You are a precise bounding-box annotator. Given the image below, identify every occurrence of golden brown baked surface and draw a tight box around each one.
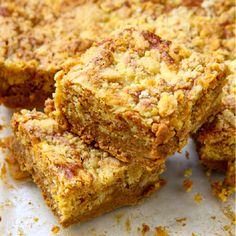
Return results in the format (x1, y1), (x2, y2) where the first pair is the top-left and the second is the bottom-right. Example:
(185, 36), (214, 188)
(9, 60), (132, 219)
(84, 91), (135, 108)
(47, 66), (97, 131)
(195, 60), (235, 201)
(9, 109), (165, 227)
(154, 0), (235, 60)
(0, 0), (108, 107)
(54, 28), (227, 166)
(0, 0), (177, 108)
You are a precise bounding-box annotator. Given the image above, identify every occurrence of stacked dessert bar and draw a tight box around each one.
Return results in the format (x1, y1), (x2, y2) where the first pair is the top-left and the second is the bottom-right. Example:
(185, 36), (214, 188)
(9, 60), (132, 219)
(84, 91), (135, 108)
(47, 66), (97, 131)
(2, 0), (235, 226)
(8, 27), (228, 226)
(10, 109), (165, 227)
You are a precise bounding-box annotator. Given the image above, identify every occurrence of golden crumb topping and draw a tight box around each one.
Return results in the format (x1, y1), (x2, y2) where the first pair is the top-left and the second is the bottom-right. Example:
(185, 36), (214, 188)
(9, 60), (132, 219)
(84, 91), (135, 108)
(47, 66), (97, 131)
(154, 3), (235, 60)
(0, 0), (180, 71)
(59, 28), (227, 131)
(1, 0), (234, 73)
(208, 60), (236, 131)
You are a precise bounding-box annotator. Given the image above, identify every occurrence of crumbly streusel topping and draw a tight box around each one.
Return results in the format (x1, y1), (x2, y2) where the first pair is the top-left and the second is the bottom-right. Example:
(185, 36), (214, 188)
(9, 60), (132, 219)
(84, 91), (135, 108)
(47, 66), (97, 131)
(60, 28), (227, 129)
(154, 2), (235, 60)
(1, 0), (234, 72)
(0, 0), (179, 71)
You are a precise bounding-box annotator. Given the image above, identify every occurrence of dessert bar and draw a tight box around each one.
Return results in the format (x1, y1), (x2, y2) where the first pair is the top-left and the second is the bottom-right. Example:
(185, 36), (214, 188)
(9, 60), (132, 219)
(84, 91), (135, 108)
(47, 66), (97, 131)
(9, 110), (165, 227)
(54, 28), (228, 167)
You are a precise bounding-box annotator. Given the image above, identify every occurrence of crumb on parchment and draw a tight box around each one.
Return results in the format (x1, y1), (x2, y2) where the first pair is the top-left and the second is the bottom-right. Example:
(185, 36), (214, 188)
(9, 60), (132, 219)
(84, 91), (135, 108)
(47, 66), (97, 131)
(0, 124), (4, 131)
(183, 179), (193, 192)
(125, 218), (131, 233)
(194, 193), (203, 204)
(18, 228), (25, 236)
(222, 206), (236, 225)
(175, 217), (187, 227)
(141, 223), (150, 235)
(51, 226), (60, 234)
(223, 225), (234, 236)
(155, 226), (169, 236)
(185, 151), (190, 159)
(115, 212), (124, 224)
(0, 162), (7, 180)
(184, 168), (192, 178)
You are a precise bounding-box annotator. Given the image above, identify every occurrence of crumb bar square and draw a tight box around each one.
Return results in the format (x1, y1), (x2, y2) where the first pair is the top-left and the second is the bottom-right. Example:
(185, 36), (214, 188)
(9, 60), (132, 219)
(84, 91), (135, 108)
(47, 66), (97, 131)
(54, 28), (228, 167)
(9, 110), (165, 227)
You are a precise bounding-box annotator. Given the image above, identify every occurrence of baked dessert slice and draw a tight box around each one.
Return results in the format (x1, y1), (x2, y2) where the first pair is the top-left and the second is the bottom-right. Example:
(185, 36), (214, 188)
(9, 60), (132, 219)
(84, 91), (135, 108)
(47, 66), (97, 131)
(54, 28), (228, 167)
(9, 110), (165, 227)
(0, 0), (111, 108)
(195, 60), (235, 201)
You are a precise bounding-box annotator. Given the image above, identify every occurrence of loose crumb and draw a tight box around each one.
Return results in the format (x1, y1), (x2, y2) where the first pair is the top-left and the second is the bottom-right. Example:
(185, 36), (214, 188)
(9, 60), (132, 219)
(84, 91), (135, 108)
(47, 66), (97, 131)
(183, 168), (192, 178)
(0, 124), (4, 131)
(0, 163), (7, 180)
(125, 218), (131, 233)
(185, 151), (190, 159)
(223, 225), (231, 231)
(115, 212), (124, 223)
(18, 228), (25, 236)
(222, 206), (236, 225)
(141, 223), (150, 235)
(51, 226), (60, 234)
(1, 116), (6, 122)
(34, 218), (39, 222)
(211, 216), (216, 220)
(89, 227), (96, 233)
(192, 233), (197, 236)
(183, 179), (193, 192)
(0, 161), (14, 189)
(223, 225), (234, 236)
(0, 199), (13, 208)
(155, 226), (169, 236)
(175, 217), (187, 227)
(194, 193), (203, 204)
